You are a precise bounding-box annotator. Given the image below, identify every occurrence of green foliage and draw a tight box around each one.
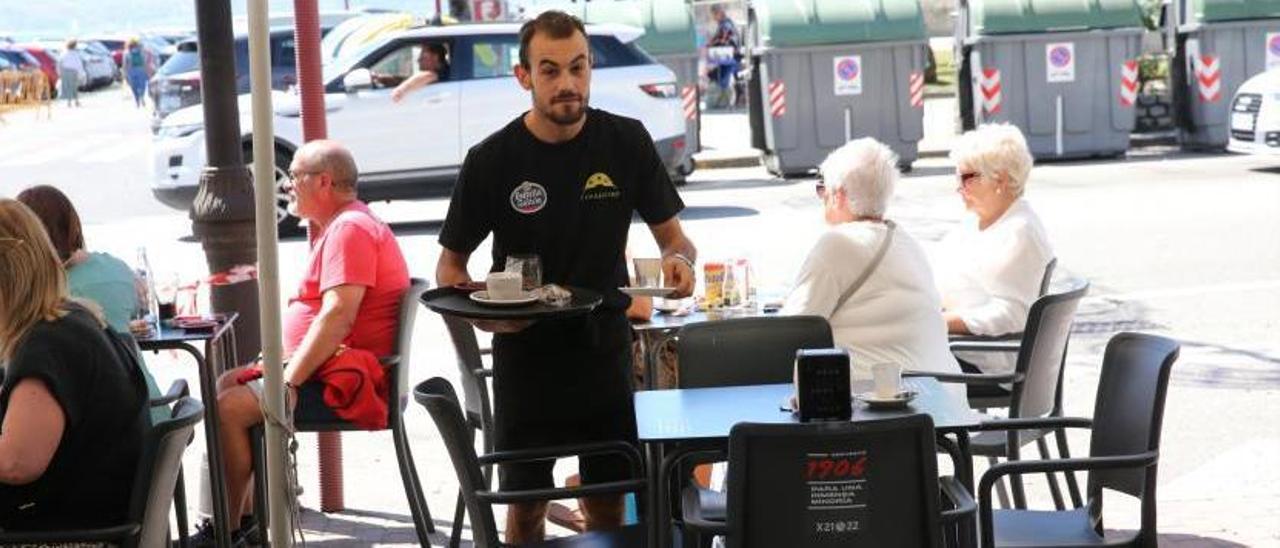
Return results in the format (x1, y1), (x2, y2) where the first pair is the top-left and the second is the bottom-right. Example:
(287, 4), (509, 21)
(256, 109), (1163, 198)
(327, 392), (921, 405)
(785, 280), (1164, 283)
(1139, 0), (1164, 31)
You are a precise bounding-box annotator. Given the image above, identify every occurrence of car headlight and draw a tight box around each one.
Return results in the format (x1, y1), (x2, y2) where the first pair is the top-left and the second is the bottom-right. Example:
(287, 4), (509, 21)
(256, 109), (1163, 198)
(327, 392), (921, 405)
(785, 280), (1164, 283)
(157, 123), (203, 138)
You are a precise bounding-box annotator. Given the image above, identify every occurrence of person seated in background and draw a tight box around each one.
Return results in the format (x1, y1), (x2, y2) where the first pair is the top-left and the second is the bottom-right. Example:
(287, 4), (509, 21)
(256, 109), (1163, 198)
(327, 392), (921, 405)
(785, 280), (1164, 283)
(0, 199), (149, 531)
(782, 138), (964, 402)
(189, 139), (410, 544)
(934, 123), (1053, 377)
(15, 184), (164, 401)
(372, 42), (450, 103)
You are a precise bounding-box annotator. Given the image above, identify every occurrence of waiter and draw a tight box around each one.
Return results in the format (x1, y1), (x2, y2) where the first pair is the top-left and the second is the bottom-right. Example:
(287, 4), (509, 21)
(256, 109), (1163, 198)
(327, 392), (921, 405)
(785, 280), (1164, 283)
(435, 10), (697, 543)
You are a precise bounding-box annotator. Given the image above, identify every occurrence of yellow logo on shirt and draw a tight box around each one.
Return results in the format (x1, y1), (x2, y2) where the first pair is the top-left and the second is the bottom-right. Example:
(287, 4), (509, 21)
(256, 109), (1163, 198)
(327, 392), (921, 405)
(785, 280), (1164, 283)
(582, 172), (620, 201)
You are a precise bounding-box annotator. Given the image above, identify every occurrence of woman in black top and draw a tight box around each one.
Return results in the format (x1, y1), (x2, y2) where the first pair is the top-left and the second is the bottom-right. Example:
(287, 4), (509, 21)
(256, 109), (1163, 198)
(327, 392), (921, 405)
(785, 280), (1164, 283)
(0, 198), (148, 530)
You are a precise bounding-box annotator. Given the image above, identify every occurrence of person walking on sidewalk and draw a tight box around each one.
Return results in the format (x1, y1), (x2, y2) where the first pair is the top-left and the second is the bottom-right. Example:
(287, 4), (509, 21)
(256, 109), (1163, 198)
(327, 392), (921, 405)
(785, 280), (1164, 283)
(435, 10), (697, 543)
(57, 40), (85, 108)
(121, 38), (153, 108)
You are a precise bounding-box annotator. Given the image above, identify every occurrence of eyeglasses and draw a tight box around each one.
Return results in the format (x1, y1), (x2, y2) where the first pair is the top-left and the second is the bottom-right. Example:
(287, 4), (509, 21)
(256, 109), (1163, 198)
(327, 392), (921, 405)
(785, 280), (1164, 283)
(288, 170), (320, 182)
(815, 175), (827, 198)
(957, 171), (982, 187)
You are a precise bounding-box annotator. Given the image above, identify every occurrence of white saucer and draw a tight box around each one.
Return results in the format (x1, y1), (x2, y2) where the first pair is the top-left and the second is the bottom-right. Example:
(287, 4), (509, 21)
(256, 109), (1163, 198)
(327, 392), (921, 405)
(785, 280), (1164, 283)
(855, 390), (918, 409)
(619, 286), (678, 297)
(470, 290), (539, 307)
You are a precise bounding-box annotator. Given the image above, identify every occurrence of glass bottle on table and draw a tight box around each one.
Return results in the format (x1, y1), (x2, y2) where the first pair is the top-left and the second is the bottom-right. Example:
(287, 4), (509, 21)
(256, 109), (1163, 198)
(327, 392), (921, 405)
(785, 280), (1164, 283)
(133, 246), (160, 334)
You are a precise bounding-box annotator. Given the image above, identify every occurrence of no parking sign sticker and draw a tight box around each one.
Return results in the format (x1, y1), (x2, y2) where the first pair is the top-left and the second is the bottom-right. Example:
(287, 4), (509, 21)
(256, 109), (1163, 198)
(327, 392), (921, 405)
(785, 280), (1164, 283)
(834, 55), (863, 96)
(1045, 42), (1075, 83)
(1267, 33), (1280, 70)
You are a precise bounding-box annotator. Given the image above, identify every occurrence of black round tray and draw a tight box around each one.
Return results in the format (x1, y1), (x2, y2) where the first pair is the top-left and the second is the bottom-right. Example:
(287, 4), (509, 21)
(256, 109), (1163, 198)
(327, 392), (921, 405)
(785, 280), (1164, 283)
(420, 286), (603, 320)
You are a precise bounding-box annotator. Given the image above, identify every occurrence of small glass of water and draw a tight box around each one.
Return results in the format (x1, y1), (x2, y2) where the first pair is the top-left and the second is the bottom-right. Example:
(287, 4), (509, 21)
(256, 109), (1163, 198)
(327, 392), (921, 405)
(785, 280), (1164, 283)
(504, 254), (542, 291)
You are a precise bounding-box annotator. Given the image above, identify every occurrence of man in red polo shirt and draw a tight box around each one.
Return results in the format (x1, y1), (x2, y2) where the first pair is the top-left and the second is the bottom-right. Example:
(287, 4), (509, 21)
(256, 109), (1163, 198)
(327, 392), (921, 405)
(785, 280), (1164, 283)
(191, 139), (409, 545)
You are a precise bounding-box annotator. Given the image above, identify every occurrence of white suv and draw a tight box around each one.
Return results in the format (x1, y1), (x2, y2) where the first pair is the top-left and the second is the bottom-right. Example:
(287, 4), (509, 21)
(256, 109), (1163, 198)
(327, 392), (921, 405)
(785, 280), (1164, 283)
(152, 22), (688, 233)
(1227, 68), (1280, 156)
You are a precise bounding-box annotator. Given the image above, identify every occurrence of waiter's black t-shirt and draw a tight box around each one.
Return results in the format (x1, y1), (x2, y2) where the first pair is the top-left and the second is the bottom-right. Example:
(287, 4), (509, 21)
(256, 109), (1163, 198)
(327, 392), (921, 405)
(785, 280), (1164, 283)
(0, 305), (148, 530)
(439, 108), (684, 348)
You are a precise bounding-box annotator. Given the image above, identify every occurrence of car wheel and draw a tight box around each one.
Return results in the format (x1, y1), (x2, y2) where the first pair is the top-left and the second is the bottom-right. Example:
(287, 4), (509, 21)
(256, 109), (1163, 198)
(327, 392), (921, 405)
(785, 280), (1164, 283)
(243, 144), (304, 238)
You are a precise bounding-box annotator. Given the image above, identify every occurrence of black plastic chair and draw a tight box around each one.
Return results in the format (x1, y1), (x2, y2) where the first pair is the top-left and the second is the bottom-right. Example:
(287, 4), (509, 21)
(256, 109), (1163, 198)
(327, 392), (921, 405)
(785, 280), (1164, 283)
(675, 315), (833, 388)
(250, 278), (435, 544)
(415, 377), (647, 547)
(976, 332), (1180, 547)
(679, 415), (975, 547)
(912, 280), (1089, 511)
(441, 313), (497, 547)
(0, 396), (204, 547)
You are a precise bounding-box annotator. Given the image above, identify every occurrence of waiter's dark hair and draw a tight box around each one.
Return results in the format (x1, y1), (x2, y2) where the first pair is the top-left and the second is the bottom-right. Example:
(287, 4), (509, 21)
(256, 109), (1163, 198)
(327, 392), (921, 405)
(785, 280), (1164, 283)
(518, 10), (587, 69)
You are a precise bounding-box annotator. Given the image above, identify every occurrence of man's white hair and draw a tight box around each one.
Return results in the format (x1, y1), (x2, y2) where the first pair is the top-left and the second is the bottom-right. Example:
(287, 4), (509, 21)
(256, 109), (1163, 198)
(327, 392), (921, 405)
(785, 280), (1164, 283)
(949, 123), (1034, 196)
(820, 137), (899, 218)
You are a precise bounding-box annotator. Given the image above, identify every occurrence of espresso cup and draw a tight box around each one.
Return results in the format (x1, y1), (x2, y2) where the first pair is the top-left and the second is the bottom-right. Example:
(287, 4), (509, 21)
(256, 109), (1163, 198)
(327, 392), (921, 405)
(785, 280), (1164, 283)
(485, 272), (523, 300)
(871, 363), (902, 399)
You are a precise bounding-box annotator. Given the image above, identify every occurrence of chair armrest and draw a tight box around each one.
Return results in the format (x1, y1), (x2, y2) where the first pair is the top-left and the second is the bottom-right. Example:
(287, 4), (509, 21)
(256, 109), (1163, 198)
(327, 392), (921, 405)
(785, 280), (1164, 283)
(379, 355), (401, 367)
(974, 416), (1093, 432)
(479, 346), (492, 356)
(680, 485), (730, 534)
(477, 440), (642, 475)
(949, 333), (1022, 343)
(476, 479), (647, 505)
(939, 475), (977, 525)
(0, 523), (140, 543)
(903, 370), (1023, 386)
(473, 367), (494, 379)
(949, 340), (1022, 353)
(979, 451), (1159, 547)
(149, 379), (190, 407)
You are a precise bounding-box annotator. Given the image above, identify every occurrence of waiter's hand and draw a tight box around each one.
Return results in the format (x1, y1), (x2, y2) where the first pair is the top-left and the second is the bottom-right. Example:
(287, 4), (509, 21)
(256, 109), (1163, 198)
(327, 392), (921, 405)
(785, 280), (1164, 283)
(662, 255), (696, 298)
(470, 319), (534, 333)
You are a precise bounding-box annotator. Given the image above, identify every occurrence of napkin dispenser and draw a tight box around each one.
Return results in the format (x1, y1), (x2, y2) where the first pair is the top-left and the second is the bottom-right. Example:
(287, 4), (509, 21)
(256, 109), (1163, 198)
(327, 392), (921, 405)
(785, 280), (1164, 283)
(794, 348), (852, 422)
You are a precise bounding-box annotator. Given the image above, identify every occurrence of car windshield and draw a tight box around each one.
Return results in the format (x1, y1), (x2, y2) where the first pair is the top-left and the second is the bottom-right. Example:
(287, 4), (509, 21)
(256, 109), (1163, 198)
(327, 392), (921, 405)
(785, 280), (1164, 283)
(323, 38), (385, 83)
(158, 42), (199, 76)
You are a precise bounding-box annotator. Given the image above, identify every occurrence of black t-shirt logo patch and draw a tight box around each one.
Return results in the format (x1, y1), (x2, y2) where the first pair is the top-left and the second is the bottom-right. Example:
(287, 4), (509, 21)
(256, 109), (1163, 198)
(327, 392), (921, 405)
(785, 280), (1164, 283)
(582, 172), (621, 201)
(510, 181), (548, 214)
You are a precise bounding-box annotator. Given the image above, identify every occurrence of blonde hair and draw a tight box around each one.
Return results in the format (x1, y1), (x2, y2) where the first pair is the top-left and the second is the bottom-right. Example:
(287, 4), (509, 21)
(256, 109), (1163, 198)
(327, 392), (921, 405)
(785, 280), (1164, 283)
(0, 199), (70, 361)
(820, 137), (899, 218)
(949, 123), (1034, 196)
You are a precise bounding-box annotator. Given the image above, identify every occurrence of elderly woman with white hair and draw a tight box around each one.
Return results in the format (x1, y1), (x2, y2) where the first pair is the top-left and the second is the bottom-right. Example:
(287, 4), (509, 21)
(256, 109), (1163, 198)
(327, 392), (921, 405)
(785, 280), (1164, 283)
(935, 123), (1054, 377)
(783, 138), (963, 399)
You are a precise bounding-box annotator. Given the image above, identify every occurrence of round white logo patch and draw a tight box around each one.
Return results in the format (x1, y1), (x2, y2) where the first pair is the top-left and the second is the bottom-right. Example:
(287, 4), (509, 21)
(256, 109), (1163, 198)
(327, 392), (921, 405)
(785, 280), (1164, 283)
(510, 181), (548, 214)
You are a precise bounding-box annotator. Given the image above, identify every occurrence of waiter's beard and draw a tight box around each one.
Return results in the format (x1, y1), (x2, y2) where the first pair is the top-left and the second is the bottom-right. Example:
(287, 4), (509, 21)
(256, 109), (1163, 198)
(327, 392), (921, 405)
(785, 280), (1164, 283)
(540, 92), (588, 126)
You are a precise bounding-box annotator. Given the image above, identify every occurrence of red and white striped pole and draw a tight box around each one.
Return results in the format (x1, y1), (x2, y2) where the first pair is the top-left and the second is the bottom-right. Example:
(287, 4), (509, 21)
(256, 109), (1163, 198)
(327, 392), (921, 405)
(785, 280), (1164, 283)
(292, 0), (345, 513)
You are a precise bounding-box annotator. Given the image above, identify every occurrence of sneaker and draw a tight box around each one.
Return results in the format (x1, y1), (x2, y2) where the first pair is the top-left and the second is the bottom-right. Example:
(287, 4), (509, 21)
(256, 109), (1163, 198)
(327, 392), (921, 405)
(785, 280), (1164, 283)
(182, 519), (256, 548)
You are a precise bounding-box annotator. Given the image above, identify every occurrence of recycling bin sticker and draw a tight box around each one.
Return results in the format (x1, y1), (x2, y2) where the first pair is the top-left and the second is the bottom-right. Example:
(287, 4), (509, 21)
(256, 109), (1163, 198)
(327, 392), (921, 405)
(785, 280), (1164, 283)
(1046, 42), (1076, 83)
(834, 55), (864, 96)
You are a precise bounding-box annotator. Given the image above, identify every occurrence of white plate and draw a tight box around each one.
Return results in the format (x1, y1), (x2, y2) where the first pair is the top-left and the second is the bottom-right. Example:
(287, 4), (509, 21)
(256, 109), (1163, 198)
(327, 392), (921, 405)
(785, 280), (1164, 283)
(1231, 111), (1257, 132)
(855, 390), (918, 409)
(469, 290), (539, 307)
(619, 286), (678, 297)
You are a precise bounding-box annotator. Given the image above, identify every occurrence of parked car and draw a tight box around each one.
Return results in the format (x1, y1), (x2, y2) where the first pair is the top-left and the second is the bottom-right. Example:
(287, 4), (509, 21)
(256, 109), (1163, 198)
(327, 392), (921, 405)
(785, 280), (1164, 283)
(1227, 68), (1280, 156)
(11, 43), (58, 95)
(0, 47), (41, 73)
(150, 27), (328, 129)
(152, 22), (686, 234)
(83, 35), (130, 67)
(78, 40), (119, 87)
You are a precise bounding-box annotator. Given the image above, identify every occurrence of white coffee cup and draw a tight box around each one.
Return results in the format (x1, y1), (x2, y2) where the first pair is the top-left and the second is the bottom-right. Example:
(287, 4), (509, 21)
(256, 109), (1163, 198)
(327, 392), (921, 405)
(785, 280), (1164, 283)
(485, 272), (523, 300)
(871, 363), (902, 399)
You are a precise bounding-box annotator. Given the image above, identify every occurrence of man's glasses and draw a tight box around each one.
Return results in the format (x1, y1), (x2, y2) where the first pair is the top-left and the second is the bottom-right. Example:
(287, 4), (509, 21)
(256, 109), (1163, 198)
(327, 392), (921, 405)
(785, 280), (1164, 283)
(815, 175), (827, 198)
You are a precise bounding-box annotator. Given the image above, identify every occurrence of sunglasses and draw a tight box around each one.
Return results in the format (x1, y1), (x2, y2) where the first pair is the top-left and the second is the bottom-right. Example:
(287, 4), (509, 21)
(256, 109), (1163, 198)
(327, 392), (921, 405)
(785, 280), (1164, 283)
(957, 172), (981, 187)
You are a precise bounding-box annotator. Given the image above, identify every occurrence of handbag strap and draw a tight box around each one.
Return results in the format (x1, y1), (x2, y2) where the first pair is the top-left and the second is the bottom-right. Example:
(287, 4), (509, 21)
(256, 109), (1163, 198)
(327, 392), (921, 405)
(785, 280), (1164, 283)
(833, 220), (896, 312)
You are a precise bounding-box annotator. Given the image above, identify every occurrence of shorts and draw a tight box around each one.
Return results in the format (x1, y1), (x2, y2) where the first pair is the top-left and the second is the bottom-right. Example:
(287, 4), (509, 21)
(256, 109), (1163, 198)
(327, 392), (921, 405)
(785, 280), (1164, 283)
(491, 313), (637, 492)
(246, 377), (341, 424)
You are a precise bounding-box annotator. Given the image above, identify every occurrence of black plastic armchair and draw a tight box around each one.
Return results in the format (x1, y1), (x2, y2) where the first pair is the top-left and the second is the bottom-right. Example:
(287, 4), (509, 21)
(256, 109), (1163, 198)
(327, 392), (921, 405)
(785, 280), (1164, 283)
(0, 397), (204, 548)
(441, 313), (497, 547)
(415, 377), (647, 547)
(975, 332), (1180, 547)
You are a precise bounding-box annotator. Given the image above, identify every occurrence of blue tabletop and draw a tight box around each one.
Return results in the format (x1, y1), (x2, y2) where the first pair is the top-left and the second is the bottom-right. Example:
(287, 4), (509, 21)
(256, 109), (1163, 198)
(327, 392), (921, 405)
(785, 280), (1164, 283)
(635, 377), (985, 442)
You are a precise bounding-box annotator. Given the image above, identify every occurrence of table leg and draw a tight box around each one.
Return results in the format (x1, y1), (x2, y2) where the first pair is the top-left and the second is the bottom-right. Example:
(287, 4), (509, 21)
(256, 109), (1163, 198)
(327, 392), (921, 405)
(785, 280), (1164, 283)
(166, 342), (232, 548)
(645, 441), (666, 548)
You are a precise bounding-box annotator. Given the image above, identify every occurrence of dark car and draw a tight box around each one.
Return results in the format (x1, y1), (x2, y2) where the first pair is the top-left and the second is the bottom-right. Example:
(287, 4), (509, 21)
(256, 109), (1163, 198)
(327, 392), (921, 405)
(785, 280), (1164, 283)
(150, 28), (310, 129)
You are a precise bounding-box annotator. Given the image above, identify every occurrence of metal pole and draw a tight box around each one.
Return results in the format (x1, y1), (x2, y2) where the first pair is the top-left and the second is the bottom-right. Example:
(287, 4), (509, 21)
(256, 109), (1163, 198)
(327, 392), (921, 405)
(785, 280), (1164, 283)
(246, 1), (292, 546)
(292, 0), (345, 513)
(192, 0), (261, 367)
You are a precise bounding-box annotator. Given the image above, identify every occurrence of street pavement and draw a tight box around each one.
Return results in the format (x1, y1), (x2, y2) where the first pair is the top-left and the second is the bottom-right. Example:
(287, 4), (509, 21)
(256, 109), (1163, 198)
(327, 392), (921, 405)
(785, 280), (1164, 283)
(0, 86), (1277, 546)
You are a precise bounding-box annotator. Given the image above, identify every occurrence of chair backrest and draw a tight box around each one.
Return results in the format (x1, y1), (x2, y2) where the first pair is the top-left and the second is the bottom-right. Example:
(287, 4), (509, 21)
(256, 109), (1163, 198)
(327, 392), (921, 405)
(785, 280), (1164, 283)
(389, 278), (430, 410)
(440, 314), (493, 430)
(726, 415), (943, 548)
(1087, 333), (1179, 513)
(1008, 280), (1089, 422)
(413, 378), (499, 547)
(128, 396), (203, 548)
(1038, 257), (1057, 297)
(676, 315), (834, 389)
